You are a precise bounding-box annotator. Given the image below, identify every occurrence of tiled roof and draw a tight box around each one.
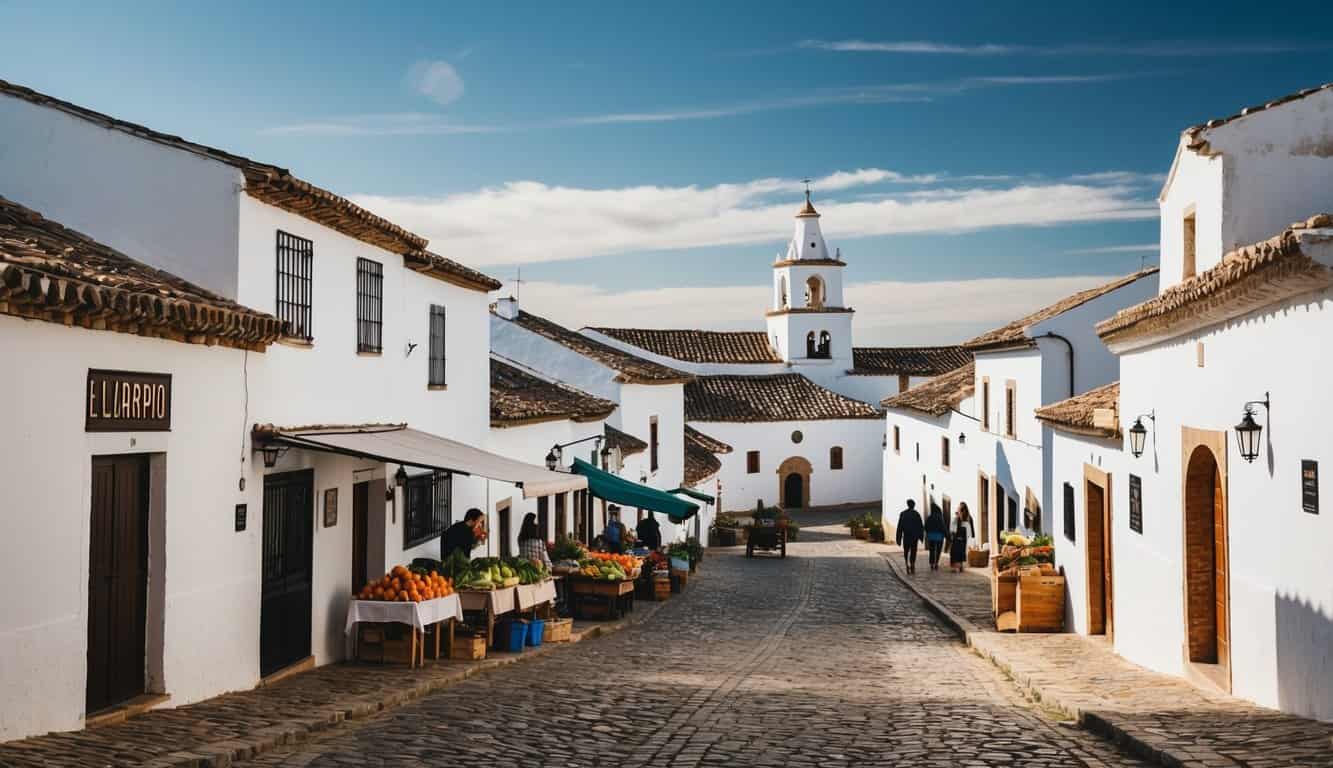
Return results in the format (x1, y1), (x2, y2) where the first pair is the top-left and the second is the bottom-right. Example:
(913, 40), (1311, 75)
(1035, 381), (1121, 439)
(0, 197), (282, 350)
(0, 79), (427, 256)
(964, 268), (1159, 351)
(589, 327), (781, 364)
(604, 425), (648, 457)
(685, 425), (732, 454)
(850, 346), (973, 376)
(405, 250), (502, 293)
(1097, 215), (1333, 348)
(489, 359), (616, 427)
(683, 430), (723, 486)
(685, 374), (879, 422)
(1184, 83), (1333, 147)
(881, 362), (975, 416)
(509, 311), (693, 384)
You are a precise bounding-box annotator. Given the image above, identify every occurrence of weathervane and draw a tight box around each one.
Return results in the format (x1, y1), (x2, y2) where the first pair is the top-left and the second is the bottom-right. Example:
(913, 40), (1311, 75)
(802, 177), (812, 203)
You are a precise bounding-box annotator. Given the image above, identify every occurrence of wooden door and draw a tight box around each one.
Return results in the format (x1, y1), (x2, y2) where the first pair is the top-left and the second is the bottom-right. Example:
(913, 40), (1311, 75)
(87, 455), (149, 714)
(978, 473), (990, 549)
(351, 482), (369, 592)
(1213, 476), (1229, 669)
(783, 473), (803, 508)
(498, 502), (512, 558)
(260, 470), (313, 677)
(556, 493), (568, 542)
(537, 496), (550, 543)
(1085, 474), (1112, 636)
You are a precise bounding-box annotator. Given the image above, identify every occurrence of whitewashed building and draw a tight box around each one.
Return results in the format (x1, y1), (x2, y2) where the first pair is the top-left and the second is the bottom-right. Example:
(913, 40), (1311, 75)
(1092, 83), (1333, 720)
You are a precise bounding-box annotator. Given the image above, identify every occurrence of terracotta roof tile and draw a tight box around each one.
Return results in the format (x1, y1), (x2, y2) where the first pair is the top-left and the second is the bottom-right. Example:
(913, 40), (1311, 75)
(1184, 82), (1333, 144)
(406, 250), (502, 293)
(490, 359), (616, 427)
(964, 268), (1158, 351)
(1097, 215), (1333, 347)
(1035, 381), (1120, 439)
(0, 197), (282, 350)
(685, 374), (879, 422)
(0, 79), (427, 256)
(684, 425), (732, 454)
(508, 311), (693, 384)
(589, 327), (782, 364)
(604, 425), (647, 457)
(683, 430), (723, 486)
(881, 362), (975, 416)
(850, 346), (973, 376)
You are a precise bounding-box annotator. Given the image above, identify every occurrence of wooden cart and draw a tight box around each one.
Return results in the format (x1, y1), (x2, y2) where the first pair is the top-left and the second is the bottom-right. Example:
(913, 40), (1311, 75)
(745, 524), (786, 558)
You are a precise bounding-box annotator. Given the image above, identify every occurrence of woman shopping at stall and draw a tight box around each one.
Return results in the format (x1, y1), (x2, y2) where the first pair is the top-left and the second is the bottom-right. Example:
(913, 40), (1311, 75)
(518, 512), (552, 569)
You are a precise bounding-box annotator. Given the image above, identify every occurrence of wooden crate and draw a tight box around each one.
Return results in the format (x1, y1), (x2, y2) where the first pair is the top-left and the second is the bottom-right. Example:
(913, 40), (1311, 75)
(653, 578), (672, 601)
(992, 572), (1018, 617)
(450, 633), (487, 660)
(543, 618), (573, 643)
(670, 569), (688, 592)
(967, 549), (990, 568)
(1016, 575), (1065, 633)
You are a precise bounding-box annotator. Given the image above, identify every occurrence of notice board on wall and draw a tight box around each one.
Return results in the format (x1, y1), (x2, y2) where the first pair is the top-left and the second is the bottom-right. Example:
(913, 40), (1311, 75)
(1128, 474), (1143, 534)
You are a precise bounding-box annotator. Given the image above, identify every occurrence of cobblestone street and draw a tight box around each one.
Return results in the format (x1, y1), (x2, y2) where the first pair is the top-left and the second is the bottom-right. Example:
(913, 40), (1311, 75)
(243, 513), (1141, 768)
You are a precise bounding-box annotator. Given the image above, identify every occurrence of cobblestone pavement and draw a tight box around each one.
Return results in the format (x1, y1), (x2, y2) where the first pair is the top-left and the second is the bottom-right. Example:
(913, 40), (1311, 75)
(877, 541), (1333, 767)
(241, 513), (1143, 768)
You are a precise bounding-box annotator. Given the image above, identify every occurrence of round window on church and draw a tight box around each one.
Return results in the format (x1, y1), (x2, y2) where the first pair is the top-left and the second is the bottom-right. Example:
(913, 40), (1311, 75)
(791, 430), (804, 444)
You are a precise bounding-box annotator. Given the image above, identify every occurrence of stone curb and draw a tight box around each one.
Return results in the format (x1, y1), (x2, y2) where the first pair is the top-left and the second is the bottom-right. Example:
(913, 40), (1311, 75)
(142, 600), (668, 768)
(874, 549), (1192, 768)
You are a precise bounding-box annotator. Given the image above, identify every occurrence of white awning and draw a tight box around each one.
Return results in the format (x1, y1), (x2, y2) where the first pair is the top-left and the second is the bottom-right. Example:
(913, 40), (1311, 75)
(265, 424), (585, 499)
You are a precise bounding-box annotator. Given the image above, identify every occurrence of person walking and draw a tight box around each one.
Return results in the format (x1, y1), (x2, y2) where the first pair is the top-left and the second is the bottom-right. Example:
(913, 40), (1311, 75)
(636, 511), (662, 550)
(442, 508), (486, 560)
(894, 500), (924, 574)
(925, 504), (948, 571)
(949, 503), (975, 573)
(517, 512), (552, 569)
(601, 508), (625, 553)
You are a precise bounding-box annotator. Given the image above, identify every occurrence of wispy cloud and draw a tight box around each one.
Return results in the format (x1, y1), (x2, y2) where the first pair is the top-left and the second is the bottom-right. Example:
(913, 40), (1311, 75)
(409, 60), (465, 106)
(351, 167), (1156, 267)
(799, 39), (1330, 57)
(512, 275), (1123, 346)
(1067, 243), (1159, 255)
(260, 113), (499, 137)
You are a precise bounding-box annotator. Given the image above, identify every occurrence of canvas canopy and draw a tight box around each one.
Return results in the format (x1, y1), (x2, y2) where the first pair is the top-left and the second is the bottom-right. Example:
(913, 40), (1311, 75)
(669, 487), (715, 503)
(571, 458), (699, 521)
(264, 424), (585, 499)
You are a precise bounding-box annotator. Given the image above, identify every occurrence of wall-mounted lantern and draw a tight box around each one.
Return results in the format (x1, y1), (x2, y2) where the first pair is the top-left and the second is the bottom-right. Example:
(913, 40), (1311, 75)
(958, 432), (967, 445)
(1235, 393), (1270, 464)
(259, 444), (285, 469)
(1127, 411), (1154, 459)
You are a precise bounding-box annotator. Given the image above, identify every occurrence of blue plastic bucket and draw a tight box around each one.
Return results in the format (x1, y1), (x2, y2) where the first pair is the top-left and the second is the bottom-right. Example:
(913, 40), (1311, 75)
(494, 619), (528, 653)
(526, 618), (545, 647)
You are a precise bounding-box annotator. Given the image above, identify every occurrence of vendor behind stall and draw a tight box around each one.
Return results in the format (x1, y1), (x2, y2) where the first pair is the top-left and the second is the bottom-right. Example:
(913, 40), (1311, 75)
(601, 508), (626, 553)
(442, 508), (485, 559)
(636, 511), (661, 550)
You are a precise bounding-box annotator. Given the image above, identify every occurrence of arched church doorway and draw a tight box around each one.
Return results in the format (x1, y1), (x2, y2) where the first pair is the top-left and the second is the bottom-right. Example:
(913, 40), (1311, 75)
(776, 456), (812, 509)
(1184, 442), (1229, 676)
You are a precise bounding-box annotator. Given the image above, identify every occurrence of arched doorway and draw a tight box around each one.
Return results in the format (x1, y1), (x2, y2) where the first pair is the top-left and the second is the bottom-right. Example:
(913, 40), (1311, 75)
(1184, 443), (1229, 673)
(776, 456), (812, 509)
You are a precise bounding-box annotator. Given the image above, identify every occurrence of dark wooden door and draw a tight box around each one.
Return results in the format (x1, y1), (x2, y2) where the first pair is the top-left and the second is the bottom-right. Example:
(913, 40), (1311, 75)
(783, 473), (803, 508)
(1085, 480), (1108, 635)
(499, 503), (512, 558)
(87, 454), (150, 714)
(352, 481), (369, 592)
(555, 493), (567, 542)
(537, 496), (550, 543)
(260, 470), (314, 677)
(1213, 472), (1229, 671)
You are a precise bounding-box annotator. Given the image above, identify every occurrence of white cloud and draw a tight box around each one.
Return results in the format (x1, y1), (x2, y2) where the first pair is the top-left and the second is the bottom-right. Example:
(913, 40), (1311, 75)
(410, 60), (465, 106)
(351, 168), (1156, 266)
(508, 275), (1122, 346)
(260, 112), (497, 137)
(799, 39), (1328, 57)
(1067, 243), (1159, 255)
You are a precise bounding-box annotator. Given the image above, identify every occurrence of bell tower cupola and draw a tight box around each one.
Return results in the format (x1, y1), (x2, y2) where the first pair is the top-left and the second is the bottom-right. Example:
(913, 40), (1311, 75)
(766, 185), (854, 369)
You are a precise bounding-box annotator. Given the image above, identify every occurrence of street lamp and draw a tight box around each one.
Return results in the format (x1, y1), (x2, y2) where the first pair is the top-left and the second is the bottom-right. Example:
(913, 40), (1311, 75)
(545, 448), (559, 471)
(259, 443), (285, 469)
(394, 465), (409, 487)
(1235, 393), (1270, 464)
(1126, 410), (1154, 459)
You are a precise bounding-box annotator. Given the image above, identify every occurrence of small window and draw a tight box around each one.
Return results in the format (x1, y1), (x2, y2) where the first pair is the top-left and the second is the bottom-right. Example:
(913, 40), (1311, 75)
(356, 258), (383, 353)
(649, 416), (659, 472)
(1005, 380), (1017, 438)
(404, 471), (451, 549)
(981, 377), (991, 432)
(1006, 496), (1018, 530)
(275, 230), (314, 341)
(818, 331), (831, 357)
(428, 305), (446, 387)
(791, 430), (804, 444)
(830, 446), (843, 470)
(941, 436), (951, 469)
(746, 450), (760, 474)
(1063, 482), (1076, 541)
(1182, 210), (1197, 280)
(915, 443), (920, 462)
(893, 425), (901, 453)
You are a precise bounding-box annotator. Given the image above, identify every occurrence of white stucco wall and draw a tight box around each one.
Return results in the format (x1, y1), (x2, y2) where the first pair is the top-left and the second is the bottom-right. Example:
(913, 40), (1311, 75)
(881, 399), (981, 542)
(766, 311), (854, 367)
(1047, 428), (1124, 636)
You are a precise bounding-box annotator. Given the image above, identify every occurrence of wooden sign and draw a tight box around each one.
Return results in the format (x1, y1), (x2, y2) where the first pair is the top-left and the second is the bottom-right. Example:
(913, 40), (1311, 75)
(1129, 474), (1143, 533)
(323, 488), (339, 527)
(234, 504), (247, 532)
(86, 369), (172, 432)
(1302, 460), (1319, 515)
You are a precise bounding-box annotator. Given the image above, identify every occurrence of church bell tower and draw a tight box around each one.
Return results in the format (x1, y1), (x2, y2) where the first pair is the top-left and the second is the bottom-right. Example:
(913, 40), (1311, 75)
(766, 187), (854, 369)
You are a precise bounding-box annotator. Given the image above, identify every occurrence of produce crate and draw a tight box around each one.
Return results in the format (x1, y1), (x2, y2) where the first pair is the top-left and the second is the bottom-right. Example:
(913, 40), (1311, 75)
(543, 617), (573, 643)
(967, 549), (990, 568)
(653, 577), (672, 601)
(450, 632), (487, 660)
(851, 527), (868, 540)
(670, 568), (688, 593)
(992, 571), (1018, 618)
(1016, 575), (1065, 633)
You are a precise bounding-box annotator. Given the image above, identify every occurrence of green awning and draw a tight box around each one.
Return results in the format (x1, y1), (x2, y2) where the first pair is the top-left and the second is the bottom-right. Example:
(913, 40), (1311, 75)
(572, 458), (700, 522)
(669, 487), (715, 504)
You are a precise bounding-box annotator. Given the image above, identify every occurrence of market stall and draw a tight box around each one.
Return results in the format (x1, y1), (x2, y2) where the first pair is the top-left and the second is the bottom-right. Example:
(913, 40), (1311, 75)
(991, 532), (1063, 633)
(346, 565), (462, 668)
(564, 550), (643, 619)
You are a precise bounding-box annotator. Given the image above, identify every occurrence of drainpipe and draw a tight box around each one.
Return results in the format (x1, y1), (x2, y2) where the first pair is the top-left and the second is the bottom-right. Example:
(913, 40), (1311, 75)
(1038, 332), (1074, 398)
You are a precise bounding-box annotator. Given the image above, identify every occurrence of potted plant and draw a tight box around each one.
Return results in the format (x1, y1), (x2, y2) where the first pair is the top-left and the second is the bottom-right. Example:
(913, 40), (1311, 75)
(785, 519), (801, 541)
(868, 522), (885, 542)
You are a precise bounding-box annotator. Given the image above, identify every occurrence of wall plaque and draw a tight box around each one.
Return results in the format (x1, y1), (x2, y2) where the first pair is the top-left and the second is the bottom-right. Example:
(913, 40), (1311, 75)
(1128, 474), (1143, 533)
(234, 504), (247, 532)
(324, 488), (339, 527)
(1302, 460), (1319, 515)
(86, 369), (172, 432)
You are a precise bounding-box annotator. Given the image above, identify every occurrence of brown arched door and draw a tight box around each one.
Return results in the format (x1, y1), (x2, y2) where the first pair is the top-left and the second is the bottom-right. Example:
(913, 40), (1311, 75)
(783, 473), (804, 508)
(776, 456), (813, 509)
(1184, 445), (1228, 671)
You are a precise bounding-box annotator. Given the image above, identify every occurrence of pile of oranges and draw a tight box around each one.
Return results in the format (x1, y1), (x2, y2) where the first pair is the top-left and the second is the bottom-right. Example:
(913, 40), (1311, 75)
(356, 565), (454, 602)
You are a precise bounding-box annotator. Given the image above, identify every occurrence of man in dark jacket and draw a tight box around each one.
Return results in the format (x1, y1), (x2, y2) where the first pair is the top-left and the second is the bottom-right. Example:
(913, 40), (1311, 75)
(895, 500), (924, 574)
(636, 511), (662, 550)
(442, 508), (485, 560)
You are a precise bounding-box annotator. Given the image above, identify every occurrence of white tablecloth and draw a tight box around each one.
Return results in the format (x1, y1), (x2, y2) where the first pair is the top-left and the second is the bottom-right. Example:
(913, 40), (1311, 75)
(459, 586), (516, 615)
(515, 580), (558, 610)
(344, 594), (463, 634)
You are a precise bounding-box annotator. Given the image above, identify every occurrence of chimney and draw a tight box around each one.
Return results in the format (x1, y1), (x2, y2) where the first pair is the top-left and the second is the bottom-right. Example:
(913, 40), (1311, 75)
(494, 295), (520, 320)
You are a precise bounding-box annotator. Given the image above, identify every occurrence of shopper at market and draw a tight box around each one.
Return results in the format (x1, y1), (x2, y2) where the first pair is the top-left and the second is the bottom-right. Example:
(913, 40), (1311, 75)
(894, 500), (924, 574)
(517, 512), (552, 569)
(925, 504), (948, 571)
(636, 511), (662, 550)
(949, 503), (975, 573)
(442, 508), (485, 559)
(601, 509), (625, 553)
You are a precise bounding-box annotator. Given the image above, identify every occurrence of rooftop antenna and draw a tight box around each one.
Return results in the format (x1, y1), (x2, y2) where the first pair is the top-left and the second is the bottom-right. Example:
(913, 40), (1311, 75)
(513, 267), (525, 303)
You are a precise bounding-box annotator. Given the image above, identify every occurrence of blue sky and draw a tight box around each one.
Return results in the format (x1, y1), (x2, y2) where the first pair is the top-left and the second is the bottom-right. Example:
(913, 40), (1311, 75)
(3, 0), (1331, 342)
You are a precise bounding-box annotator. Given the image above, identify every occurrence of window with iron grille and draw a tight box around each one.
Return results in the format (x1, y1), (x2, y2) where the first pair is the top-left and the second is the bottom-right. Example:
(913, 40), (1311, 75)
(404, 471), (451, 549)
(428, 305), (446, 387)
(1063, 482), (1076, 541)
(275, 231), (314, 341)
(356, 258), (383, 353)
